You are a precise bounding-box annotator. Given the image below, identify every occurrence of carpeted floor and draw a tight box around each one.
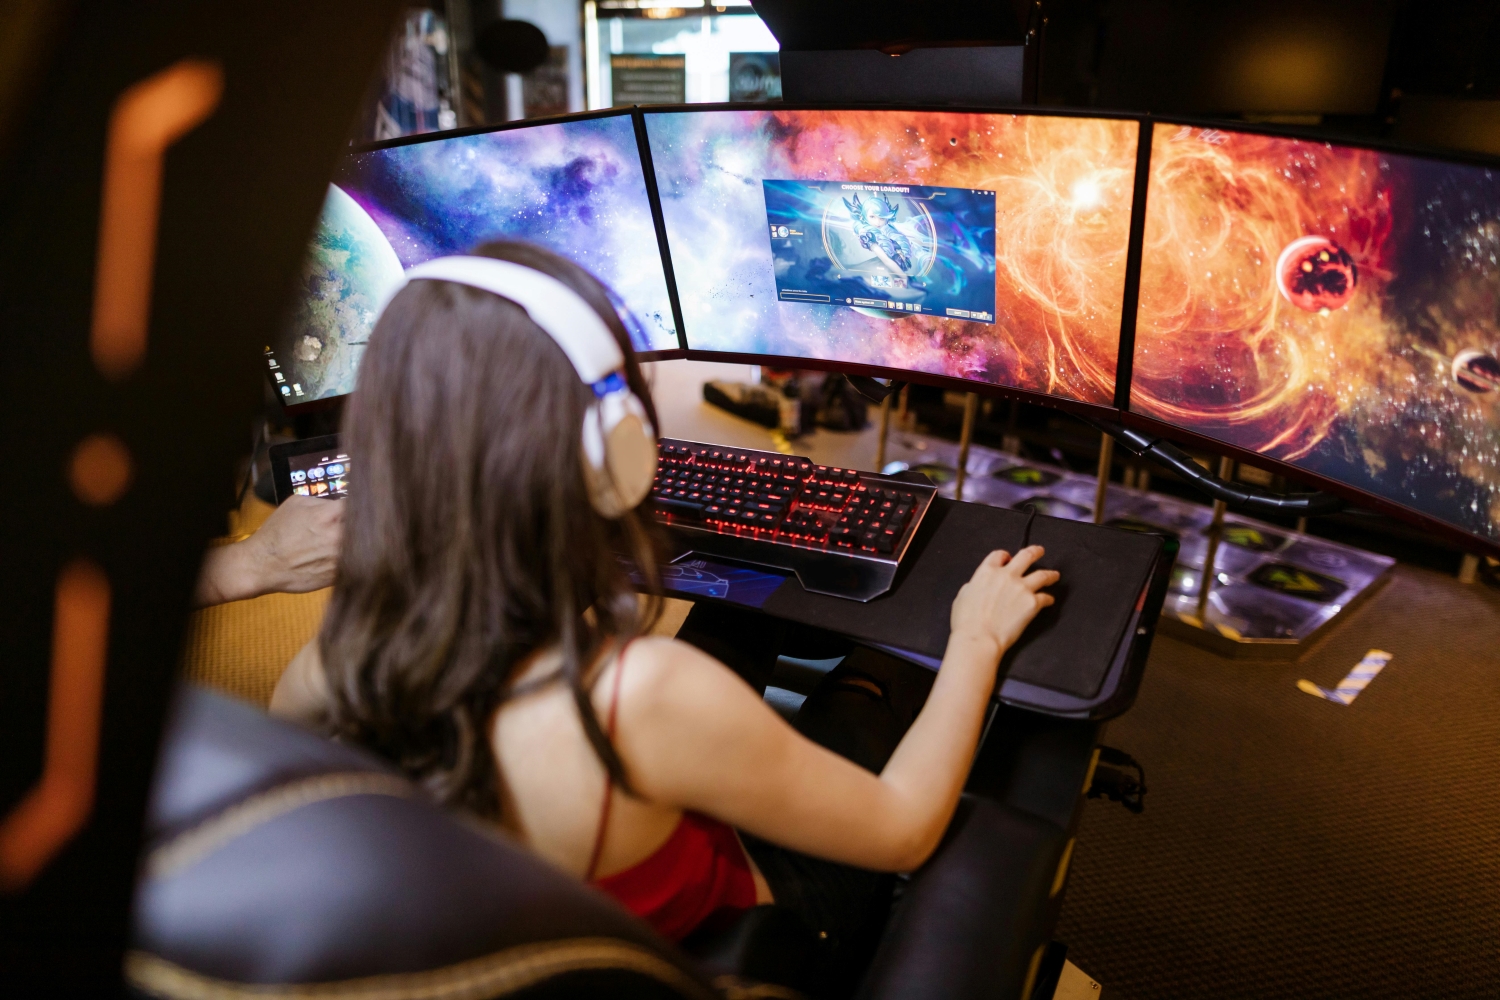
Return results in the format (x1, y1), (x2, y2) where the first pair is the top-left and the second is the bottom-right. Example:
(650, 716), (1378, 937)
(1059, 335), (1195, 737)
(1055, 566), (1500, 999)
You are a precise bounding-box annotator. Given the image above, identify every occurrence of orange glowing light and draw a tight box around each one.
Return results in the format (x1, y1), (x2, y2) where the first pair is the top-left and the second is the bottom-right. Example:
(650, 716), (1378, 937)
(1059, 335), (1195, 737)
(91, 59), (222, 380)
(0, 561), (111, 892)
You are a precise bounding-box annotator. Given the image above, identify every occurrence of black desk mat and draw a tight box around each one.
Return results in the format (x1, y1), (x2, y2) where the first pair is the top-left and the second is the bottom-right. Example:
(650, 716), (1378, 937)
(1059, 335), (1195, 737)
(761, 498), (1162, 699)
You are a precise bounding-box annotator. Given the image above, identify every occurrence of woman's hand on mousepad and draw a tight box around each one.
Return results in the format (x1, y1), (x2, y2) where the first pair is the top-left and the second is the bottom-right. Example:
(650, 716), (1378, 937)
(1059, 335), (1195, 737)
(761, 498), (1161, 699)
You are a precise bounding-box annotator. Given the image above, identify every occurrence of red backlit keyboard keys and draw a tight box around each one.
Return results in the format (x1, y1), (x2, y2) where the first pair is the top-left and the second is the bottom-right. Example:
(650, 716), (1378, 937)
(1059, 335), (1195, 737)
(647, 438), (936, 599)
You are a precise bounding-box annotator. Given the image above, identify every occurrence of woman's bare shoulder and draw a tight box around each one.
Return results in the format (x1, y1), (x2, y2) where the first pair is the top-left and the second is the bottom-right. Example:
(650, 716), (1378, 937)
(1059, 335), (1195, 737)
(269, 638), (329, 726)
(612, 635), (755, 718)
(623, 633), (736, 675)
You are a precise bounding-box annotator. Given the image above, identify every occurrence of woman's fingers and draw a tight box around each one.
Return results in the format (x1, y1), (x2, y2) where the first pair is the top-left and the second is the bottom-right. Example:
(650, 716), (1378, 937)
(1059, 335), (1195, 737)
(1022, 568), (1061, 591)
(1004, 545), (1045, 576)
(1036, 593), (1055, 608)
(982, 549), (1012, 569)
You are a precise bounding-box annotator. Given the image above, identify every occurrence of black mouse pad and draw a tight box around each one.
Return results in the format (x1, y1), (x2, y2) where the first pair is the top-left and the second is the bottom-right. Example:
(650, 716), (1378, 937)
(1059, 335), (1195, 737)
(761, 498), (1162, 699)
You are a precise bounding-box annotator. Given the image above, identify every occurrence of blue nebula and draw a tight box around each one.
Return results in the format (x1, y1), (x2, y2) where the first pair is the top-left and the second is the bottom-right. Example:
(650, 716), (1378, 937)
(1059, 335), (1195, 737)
(335, 114), (679, 352)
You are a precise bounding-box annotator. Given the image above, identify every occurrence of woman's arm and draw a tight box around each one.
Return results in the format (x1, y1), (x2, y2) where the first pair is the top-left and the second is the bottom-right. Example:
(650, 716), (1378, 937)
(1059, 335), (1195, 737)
(612, 546), (1057, 873)
(193, 496), (344, 607)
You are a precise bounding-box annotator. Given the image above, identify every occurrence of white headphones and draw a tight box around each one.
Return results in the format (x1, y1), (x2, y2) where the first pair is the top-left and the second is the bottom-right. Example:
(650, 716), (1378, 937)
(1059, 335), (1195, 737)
(377, 255), (658, 519)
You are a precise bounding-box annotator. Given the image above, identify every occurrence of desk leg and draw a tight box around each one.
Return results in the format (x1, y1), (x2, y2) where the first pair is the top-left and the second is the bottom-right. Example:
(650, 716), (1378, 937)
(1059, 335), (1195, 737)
(955, 392), (978, 501)
(1195, 457), (1234, 621)
(1458, 553), (1480, 584)
(875, 392), (892, 472)
(1091, 433), (1114, 525)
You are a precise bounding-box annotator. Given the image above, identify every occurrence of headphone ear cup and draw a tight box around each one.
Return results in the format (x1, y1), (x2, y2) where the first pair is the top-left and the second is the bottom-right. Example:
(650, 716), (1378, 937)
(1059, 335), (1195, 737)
(582, 393), (657, 519)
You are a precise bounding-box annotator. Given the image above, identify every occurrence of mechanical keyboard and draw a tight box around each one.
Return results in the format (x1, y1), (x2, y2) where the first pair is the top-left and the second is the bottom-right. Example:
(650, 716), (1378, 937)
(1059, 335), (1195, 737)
(648, 437), (938, 601)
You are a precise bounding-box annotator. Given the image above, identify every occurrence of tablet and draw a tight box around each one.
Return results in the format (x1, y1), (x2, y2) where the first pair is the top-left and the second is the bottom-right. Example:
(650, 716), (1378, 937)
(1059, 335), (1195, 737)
(269, 435), (348, 504)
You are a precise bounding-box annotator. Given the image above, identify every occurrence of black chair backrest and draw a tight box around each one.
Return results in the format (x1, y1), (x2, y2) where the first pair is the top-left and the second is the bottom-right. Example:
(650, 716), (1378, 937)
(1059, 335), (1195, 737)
(0, 3), (404, 987)
(130, 685), (717, 1000)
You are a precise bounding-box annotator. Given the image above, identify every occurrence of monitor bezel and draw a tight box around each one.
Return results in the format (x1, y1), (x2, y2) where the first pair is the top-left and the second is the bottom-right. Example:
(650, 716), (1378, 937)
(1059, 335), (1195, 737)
(640, 101), (1148, 418)
(1130, 113), (1500, 174)
(1123, 114), (1500, 558)
(677, 348), (1121, 420)
(635, 101), (1145, 125)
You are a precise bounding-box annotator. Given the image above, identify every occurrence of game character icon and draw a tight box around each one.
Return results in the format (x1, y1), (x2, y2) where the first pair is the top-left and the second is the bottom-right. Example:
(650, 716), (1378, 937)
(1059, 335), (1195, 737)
(845, 191), (916, 272)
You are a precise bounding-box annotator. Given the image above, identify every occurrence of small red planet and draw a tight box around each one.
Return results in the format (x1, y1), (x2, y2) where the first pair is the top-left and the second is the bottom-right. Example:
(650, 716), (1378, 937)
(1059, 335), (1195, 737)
(1452, 349), (1500, 393)
(1275, 235), (1358, 313)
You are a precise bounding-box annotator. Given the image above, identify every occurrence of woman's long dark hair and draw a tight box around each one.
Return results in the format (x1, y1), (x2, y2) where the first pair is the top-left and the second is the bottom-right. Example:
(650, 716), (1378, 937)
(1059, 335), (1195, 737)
(320, 241), (664, 818)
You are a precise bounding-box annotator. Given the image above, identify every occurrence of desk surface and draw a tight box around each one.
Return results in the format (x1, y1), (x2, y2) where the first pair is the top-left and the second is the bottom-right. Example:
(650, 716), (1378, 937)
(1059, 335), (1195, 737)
(650, 515), (1166, 720)
(761, 498), (1162, 694)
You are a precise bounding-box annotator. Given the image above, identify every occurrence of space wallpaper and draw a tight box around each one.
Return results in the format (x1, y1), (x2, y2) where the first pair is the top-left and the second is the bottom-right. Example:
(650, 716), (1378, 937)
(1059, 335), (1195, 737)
(336, 113), (679, 352)
(1131, 122), (1500, 544)
(646, 109), (1139, 404)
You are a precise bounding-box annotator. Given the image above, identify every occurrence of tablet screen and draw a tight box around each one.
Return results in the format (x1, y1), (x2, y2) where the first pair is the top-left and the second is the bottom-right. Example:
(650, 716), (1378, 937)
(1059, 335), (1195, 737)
(283, 445), (349, 501)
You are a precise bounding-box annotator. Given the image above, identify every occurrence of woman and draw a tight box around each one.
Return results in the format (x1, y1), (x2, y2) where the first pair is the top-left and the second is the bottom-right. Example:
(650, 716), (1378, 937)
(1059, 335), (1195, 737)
(272, 240), (1058, 972)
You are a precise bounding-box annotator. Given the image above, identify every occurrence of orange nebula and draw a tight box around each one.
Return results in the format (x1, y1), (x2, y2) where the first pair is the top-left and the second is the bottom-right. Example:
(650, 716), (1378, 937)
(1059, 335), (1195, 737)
(770, 110), (1140, 403)
(1131, 123), (1396, 459)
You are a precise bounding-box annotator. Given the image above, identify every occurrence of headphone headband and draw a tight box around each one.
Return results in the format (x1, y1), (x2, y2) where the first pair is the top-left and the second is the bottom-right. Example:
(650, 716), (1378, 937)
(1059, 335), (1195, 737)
(388, 256), (625, 386)
(373, 253), (657, 519)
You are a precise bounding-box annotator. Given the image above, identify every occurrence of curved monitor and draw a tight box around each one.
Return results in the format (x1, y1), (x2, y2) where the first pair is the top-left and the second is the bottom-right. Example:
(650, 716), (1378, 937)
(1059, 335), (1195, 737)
(643, 107), (1140, 409)
(270, 111), (680, 408)
(1130, 121), (1500, 549)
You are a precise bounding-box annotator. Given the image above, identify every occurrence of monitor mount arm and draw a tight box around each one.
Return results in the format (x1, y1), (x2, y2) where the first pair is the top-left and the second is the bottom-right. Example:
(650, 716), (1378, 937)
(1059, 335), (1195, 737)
(1084, 416), (1345, 517)
(846, 374), (905, 404)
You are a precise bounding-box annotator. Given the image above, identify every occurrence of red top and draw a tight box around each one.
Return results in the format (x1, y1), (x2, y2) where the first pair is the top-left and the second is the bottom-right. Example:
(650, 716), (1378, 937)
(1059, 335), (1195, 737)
(585, 642), (758, 941)
(595, 810), (760, 941)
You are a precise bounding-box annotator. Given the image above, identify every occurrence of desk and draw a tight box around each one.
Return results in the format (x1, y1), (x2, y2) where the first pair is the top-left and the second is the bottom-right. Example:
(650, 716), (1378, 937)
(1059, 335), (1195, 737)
(641, 362), (1171, 721)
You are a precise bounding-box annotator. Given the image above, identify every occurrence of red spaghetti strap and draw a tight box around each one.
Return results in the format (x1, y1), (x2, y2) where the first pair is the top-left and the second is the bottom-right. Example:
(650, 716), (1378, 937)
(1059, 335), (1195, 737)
(584, 639), (633, 881)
